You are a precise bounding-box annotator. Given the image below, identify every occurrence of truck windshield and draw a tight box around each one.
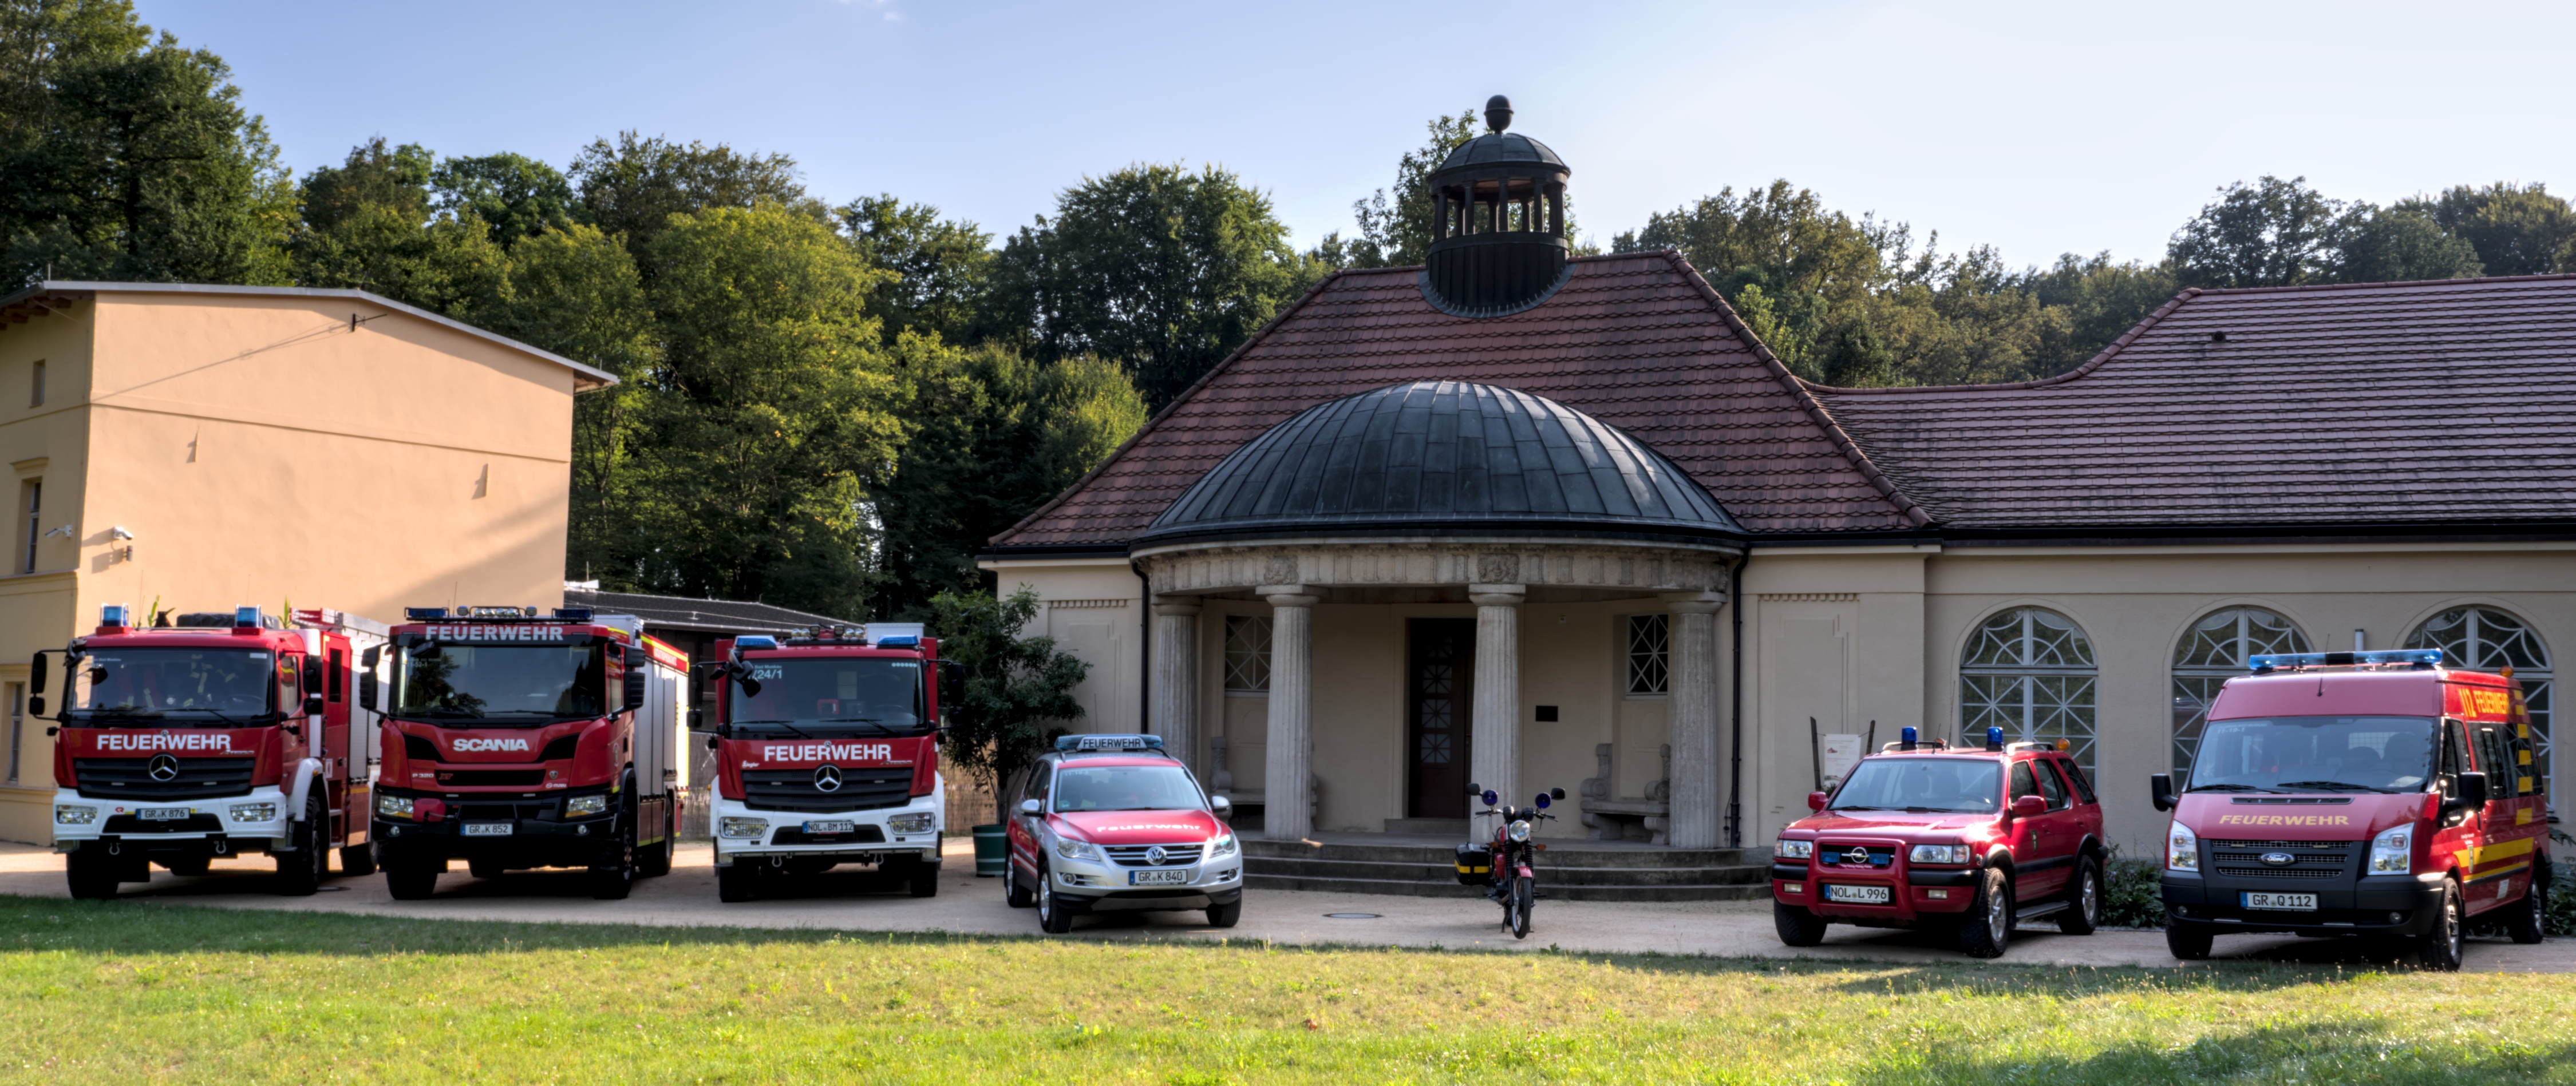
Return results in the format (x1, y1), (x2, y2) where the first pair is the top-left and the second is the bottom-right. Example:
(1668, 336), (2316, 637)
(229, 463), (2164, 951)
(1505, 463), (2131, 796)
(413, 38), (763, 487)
(70, 648), (274, 724)
(395, 640), (607, 723)
(1052, 764), (1205, 812)
(2188, 715), (2435, 794)
(1828, 758), (2002, 814)
(732, 657), (926, 736)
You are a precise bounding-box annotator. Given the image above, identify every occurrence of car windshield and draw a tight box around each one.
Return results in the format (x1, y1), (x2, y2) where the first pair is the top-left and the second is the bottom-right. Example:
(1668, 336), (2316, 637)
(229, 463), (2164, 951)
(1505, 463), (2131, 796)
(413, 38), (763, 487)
(395, 639), (606, 723)
(2188, 715), (2435, 794)
(70, 648), (274, 723)
(1828, 758), (2002, 814)
(1052, 764), (1205, 812)
(732, 657), (926, 736)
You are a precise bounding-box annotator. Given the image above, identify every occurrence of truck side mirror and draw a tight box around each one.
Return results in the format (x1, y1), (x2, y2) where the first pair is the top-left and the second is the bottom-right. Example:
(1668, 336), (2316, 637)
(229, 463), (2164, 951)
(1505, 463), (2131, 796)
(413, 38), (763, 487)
(2150, 773), (2176, 812)
(688, 706), (705, 731)
(27, 652), (46, 694)
(26, 696), (43, 718)
(1807, 790), (1828, 812)
(303, 664), (324, 695)
(2448, 771), (2490, 813)
(303, 695), (325, 717)
(358, 673), (379, 711)
(361, 646), (381, 669)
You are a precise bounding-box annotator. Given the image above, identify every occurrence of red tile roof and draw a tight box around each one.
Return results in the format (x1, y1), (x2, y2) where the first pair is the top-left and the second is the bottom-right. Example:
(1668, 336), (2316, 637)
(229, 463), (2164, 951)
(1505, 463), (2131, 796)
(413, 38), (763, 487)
(989, 253), (1922, 549)
(1810, 275), (2576, 530)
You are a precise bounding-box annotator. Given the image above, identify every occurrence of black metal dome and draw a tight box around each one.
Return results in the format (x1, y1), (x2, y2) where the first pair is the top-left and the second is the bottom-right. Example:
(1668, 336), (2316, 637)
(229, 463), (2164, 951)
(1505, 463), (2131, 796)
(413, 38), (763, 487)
(1433, 131), (1567, 173)
(1134, 381), (1741, 547)
(1421, 96), (1573, 318)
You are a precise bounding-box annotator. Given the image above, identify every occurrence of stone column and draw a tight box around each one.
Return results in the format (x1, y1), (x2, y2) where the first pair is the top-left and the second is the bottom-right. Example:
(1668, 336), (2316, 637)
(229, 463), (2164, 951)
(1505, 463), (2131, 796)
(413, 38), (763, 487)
(1664, 590), (1725, 850)
(1259, 586), (1317, 841)
(1149, 595), (1201, 779)
(1468, 583), (1524, 808)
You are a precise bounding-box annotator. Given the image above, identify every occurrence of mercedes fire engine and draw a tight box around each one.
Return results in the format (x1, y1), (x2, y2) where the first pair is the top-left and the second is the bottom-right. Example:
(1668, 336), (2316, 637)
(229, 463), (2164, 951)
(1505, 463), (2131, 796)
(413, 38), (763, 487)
(368, 605), (688, 900)
(700, 624), (947, 902)
(41, 604), (388, 899)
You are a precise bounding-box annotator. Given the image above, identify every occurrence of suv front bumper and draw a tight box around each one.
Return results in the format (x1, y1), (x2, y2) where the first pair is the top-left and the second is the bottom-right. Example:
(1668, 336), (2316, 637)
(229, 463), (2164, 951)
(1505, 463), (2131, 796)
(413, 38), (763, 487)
(1045, 848), (1244, 913)
(709, 791), (944, 868)
(51, 785), (294, 853)
(1773, 857), (1980, 925)
(2161, 870), (2446, 936)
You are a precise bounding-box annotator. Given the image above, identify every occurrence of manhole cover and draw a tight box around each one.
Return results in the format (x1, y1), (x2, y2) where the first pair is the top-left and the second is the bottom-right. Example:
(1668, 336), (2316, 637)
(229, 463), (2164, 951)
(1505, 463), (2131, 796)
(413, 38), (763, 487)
(1323, 912), (1380, 919)
(316, 885), (350, 893)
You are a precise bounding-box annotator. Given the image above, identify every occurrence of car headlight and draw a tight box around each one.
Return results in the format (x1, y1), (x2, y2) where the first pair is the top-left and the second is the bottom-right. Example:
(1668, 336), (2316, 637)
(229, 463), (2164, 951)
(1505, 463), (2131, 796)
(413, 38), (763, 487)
(228, 802), (278, 822)
(565, 794), (609, 817)
(1776, 838), (1812, 860)
(2166, 819), (2199, 872)
(718, 817), (768, 839)
(1508, 819), (1532, 842)
(1207, 832), (1238, 858)
(376, 794), (414, 820)
(1909, 843), (1972, 865)
(888, 812), (935, 834)
(54, 805), (97, 826)
(1053, 836), (1101, 862)
(2369, 825), (2412, 874)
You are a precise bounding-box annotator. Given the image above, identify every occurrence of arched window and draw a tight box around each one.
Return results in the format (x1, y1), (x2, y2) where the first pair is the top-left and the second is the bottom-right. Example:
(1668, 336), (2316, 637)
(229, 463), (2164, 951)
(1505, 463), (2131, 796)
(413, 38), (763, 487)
(1961, 608), (2099, 775)
(2407, 607), (2552, 795)
(2171, 607), (2312, 778)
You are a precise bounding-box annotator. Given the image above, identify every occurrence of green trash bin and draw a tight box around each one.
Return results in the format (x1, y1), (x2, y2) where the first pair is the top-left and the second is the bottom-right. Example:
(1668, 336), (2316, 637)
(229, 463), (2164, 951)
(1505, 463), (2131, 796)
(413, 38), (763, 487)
(972, 824), (1008, 878)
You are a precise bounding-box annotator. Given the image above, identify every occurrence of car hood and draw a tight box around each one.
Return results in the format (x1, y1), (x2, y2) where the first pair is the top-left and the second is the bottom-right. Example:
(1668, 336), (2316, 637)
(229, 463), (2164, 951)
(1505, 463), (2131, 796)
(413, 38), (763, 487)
(1785, 809), (2006, 840)
(1050, 809), (1225, 844)
(2172, 791), (2427, 841)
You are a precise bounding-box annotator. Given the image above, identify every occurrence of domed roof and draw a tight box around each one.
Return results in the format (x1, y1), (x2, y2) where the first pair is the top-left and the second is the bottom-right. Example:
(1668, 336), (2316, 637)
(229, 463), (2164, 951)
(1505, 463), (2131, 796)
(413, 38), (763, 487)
(1135, 381), (1740, 546)
(1434, 132), (1567, 173)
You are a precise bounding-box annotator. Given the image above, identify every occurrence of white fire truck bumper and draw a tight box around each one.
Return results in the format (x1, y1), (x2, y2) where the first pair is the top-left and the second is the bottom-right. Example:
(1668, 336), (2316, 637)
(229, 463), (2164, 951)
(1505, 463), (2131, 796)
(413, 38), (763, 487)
(709, 787), (945, 867)
(49, 784), (295, 850)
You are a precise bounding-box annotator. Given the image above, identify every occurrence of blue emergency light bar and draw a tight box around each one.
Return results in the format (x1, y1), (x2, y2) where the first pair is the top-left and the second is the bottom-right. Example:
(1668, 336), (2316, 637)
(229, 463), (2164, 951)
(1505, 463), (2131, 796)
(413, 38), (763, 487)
(553, 607), (594, 621)
(875, 635), (920, 648)
(100, 604), (130, 627)
(2249, 649), (2441, 673)
(1985, 726), (2005, 751)
(235, 605), (262, 628)
(404, 607), (448, 620)
(1056, 734), (1163, 751)
(733, 636), (780, 651)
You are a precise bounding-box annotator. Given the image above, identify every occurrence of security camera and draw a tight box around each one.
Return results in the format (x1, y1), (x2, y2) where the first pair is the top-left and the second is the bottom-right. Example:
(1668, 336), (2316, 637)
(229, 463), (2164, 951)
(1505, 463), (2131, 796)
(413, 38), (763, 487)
(109, 526), (135, 541)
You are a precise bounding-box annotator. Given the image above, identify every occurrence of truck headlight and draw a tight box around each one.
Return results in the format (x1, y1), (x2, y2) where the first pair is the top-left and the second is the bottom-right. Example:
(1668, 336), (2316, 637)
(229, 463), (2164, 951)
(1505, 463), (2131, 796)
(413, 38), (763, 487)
(228, 802), (278, 822)
(887, 812), (934, 835)
(376, 794), (414, 820)
(2368, 825), (2412, 874)
(1053, 837), (1100, 862)
(1207, 832), (1238, 859)
(718, 817), (768, 839)
(1909, 843), (1972, 865)
(2166, 820), (2199, 872)
(565, 794), (609, 817)
(54, 805), (97, 826)
(1776, 838), (1812, 860)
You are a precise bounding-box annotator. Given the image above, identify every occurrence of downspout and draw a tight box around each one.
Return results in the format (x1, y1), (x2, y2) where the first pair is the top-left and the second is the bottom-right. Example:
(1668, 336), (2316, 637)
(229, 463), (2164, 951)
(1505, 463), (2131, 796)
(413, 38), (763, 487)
(1724, 548), (1751, 849)
(1131, 558), (1151, 733)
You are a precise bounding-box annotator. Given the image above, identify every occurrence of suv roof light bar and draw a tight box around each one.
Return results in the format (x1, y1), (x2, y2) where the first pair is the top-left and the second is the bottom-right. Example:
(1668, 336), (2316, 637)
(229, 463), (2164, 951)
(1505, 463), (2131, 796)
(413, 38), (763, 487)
(2250, 649), (2441, 673)
(1056, 734), (1164, 752)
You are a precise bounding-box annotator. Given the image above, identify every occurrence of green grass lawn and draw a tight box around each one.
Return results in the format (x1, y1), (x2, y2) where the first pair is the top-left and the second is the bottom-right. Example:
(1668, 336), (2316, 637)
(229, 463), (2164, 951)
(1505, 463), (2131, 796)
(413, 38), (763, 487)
(0, 896), (2568, 1084)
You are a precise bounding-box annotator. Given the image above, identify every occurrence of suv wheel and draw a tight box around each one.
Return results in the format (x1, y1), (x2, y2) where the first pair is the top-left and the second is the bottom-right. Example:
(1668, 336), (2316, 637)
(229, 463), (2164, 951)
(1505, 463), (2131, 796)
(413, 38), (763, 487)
(1773, 901), (1828, 947)
(2057, 857), (2102, 935)
(1955, 867), (2012, 958)
(2165, 922), (2213, 960)
(273, 792), (327, 897)
(1004, 863), (1034, 908)
(1206, 900), (1241, 928)
(2416, 877), (2466, 972)
(1036, 864), (1073, 934)
(2504, 866), (2550, 945)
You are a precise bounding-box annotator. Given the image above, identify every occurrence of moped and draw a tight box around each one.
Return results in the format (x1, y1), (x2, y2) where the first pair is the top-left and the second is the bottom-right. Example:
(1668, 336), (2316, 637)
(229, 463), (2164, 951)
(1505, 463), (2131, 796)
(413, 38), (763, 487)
(1460, 783), (1566, 940)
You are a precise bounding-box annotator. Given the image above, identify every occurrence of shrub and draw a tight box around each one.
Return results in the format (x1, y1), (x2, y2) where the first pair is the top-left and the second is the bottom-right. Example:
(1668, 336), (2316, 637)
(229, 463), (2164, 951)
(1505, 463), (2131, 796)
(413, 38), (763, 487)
(2099, 847), (2166, 929)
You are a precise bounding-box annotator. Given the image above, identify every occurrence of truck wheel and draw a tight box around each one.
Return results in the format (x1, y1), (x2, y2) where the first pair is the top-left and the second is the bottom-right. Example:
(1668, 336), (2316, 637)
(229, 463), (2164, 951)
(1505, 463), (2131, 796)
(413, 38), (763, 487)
(590, 797), (637, 901)
(1036, 865), (1073, 934)
(273, 793), (327, 897)
(1955, 867), (2012, 958)
(1004, 864), (1034, 908)
(2166, 922), (2213, 960)
(907, 861), (940, 898)
(66, 847), (119, 900)
(716, 863), (754, 903)
(2416, 878), (2466, 972)
(167, 855), (212, 877)
(468, 857), (505, 880)
(2058, 857), (2102, 935)
(1206, 900), (1241, 928)
(2504, 866), (2550, 945)
(341, 840), (377, 878)
(637, 803), (675, 878)
(385, 861), (439, 901)
(1773, 901), (1828, 947)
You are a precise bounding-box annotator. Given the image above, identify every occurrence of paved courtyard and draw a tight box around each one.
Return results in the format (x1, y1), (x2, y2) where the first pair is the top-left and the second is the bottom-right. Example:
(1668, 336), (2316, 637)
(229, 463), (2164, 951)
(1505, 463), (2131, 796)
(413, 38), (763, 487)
(0, 840), (2563, 972)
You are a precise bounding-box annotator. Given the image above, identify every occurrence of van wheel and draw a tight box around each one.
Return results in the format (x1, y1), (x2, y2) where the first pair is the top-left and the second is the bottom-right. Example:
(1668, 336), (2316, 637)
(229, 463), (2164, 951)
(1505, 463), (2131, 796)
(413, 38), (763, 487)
(716, 863), (754, 903)
(66, 847), (119, 900)
(2416, 878), (2466, 972)
(1206, 900), (1241, 928)
(1955, 867), (2012, 958)
(2166, 922), (2213, 960)
(1036, 865), (1073, 934)
(385, 861), (438, 900)
(2504, 866), (2549, 945)
(1773, 901), (1828, 947)
(273, 793), (327, 897)
(340, 841), (377, 878)
(1005, 865), (1034, 908)
(2058, 857), (2102, 935)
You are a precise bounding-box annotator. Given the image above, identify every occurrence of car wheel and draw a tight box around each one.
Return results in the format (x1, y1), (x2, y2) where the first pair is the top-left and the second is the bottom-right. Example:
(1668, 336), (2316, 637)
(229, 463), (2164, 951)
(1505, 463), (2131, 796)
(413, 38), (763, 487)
(340, 839), (377, 878)
(2165, 922), (2213, 961)
(2058, 857), (2102, 936)
(1206, 900), (1242, 928)
(273, 792), (327, 897)
(385, 861), (439, 901)
(716, 862), (754, 903)
(65, 847), (118, 900)
(1955, 867), (2011, 958)
(1037, 865), (1073, 934)
(1773, 901), (1828, 947)
(2416, 878), (2466, 972)
(2504, 865), (2549, 945)
(1005, 863), (1035, 908)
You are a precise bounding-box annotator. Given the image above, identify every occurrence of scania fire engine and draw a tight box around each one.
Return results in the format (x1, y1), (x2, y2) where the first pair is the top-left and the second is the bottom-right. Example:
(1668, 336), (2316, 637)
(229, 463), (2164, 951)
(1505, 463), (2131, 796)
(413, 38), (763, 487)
(42, 605), (388, 899)
(701, 624), (947, 902)
(368, 605), (688, 900)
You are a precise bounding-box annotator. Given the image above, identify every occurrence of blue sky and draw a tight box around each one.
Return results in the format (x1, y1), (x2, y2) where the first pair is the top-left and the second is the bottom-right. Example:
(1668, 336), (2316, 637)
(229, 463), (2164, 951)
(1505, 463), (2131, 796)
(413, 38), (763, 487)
(145, 0), (2576, 268)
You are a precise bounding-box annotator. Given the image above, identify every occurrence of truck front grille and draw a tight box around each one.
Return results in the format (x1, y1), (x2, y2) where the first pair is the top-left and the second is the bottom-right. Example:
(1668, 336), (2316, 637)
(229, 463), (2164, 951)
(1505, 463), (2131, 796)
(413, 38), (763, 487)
(740, 768), (914, 813)
(72, 758), (258, 800)
(436, 770), (546, 787)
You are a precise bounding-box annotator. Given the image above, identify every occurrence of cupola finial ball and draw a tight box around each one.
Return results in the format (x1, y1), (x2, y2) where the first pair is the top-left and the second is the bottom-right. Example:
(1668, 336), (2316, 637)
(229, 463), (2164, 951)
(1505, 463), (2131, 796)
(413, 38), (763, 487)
(1484, 94), (1513, 133)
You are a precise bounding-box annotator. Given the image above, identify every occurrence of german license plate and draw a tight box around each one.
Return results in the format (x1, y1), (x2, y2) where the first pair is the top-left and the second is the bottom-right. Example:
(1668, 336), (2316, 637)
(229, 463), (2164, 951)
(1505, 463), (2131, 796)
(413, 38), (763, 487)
(2242, 891), (2317, 911)
(1129, 868), (1191, 886)
(462, 822), (513, 837)
(1824, 883), (1891, 904)
(137, 807), (189, 822)
(803, 821), (855, 834)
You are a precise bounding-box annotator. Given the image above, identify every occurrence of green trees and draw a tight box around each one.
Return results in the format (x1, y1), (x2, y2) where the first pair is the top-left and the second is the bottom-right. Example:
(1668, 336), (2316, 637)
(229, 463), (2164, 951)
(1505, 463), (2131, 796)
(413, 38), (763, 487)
(930, 585), (1091, 804)
(2404, 183), (2576, 278)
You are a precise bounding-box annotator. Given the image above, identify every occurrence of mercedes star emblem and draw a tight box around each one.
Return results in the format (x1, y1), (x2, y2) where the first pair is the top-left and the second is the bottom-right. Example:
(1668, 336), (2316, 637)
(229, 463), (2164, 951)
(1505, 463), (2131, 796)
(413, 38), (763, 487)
(1843, 847), (1870, 866)
(2261, 851), (2295, 866)
(813, 764), (843, 792)
(147, 754), (180, 782)
(1147, 845), (1168, 865)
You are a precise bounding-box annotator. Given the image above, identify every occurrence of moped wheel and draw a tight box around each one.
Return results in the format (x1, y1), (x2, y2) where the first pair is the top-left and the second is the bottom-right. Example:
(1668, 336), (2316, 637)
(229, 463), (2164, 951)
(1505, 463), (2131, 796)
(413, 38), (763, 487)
(1510, 876), (1534, 940)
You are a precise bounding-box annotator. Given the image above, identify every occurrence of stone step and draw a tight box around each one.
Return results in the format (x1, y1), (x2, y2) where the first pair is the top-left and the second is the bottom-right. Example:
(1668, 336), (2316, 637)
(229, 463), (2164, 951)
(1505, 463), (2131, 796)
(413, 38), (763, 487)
(1382, 818), (1469, 835)
(1243, 873), (1772, 903)
(1249, 855), (1769, 888)
(1240, 834), (1776, 902)
(1241, 839), (1768, 870)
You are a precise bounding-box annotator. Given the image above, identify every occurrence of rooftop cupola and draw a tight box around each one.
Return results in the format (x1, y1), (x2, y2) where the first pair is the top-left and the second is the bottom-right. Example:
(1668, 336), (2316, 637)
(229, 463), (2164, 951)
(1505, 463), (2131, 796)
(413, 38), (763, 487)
(1421, 94), (1571, 318)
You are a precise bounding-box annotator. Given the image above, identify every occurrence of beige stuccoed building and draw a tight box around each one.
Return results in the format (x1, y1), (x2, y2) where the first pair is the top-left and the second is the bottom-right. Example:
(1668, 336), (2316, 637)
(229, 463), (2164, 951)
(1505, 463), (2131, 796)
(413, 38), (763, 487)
(978, 113), (2573, 863)
(0, 282), (613, 842)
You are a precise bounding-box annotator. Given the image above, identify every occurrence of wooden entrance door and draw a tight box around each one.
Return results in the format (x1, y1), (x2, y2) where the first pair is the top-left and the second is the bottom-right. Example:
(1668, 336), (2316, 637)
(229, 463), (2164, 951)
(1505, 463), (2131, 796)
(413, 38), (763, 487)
(1407, 619), (1476, 818)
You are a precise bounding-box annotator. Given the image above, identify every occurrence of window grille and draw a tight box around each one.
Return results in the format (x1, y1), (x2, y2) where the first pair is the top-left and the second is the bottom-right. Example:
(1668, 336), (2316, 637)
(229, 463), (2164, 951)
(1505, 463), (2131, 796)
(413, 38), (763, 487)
(1961, 608), (2099, 776)
(1223, 615), (1271, 694)
(1626, 613), (1668, 696)
(2171, 608), (2311, 778)
(2408, 607), (2551, 796)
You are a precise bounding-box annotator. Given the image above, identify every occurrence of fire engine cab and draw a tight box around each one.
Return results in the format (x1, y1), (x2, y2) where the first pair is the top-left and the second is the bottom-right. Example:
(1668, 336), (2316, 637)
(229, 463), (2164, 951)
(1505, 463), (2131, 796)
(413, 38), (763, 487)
(41, 604), (387, 898)
(2154, 648), (2555, 969)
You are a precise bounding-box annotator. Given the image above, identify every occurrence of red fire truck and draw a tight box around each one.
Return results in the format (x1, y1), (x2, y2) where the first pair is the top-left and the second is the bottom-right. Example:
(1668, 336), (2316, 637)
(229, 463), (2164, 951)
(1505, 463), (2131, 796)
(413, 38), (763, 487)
(40, 604), (387, 899)
(368, 605), (688, 900)
(699, 624), (947, 902)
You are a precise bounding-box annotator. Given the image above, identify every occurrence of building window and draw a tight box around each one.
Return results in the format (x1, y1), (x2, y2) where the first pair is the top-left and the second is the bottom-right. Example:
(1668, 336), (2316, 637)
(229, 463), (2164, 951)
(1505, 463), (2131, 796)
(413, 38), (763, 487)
(1961, 607), (2099, 775)
(19, 478), (37, 574)
(1625, 613), (1669, 696)
(2407, 607), (2551, 796)
(1223, 615), (1270, 694)
(2171, 607), (2310, 778)
(29, 359), (42, 407)
(5, 681), (19, 786)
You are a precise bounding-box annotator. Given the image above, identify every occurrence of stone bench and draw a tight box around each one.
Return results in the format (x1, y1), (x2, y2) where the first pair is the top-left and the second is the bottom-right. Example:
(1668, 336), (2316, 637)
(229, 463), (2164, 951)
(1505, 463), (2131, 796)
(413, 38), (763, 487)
(1577, 742), (1671, 845)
